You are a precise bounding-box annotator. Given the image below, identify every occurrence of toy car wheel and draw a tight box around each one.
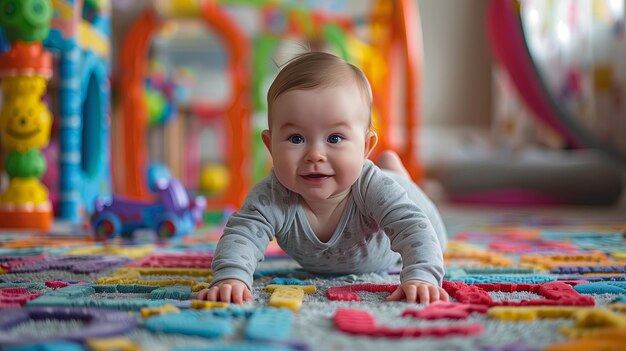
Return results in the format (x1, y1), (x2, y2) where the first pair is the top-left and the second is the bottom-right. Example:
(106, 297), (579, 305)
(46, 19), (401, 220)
(93, 214), (121, 241)
(156, 217), (178, 239)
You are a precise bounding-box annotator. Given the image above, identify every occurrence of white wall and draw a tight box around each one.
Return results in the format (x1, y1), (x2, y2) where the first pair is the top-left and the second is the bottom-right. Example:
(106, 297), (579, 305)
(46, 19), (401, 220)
(418, 0), (492, 126)
(417, 0), (493, 168)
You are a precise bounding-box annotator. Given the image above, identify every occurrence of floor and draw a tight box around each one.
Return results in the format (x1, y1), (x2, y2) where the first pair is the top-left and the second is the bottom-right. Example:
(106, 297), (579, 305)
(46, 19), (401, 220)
(0, 201), (625, 350)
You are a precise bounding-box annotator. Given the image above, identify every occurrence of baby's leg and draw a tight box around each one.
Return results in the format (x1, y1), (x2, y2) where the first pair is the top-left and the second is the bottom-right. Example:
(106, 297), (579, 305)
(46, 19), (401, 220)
(376, 150), (410, 178)
(378, 150), (448, 251)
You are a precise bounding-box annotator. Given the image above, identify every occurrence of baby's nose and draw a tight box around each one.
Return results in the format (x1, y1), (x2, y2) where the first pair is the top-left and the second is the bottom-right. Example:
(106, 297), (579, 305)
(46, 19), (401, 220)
(305, 145), (326, 163)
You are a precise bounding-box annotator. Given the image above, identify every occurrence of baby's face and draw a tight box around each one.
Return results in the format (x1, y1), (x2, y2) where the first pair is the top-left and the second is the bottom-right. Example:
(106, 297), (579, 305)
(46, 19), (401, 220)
(263, 84), (376, 203)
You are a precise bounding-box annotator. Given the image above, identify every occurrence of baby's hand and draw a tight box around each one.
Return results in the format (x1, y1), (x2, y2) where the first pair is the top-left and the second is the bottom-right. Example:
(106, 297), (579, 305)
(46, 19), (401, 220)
(196, 279), (253, 304)
(385, 280), (449, 304)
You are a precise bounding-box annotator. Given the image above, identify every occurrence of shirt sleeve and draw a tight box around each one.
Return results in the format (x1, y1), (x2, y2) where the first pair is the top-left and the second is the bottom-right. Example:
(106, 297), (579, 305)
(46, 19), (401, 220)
(210, 174), (289, 290)
(356, 164), (445, 286)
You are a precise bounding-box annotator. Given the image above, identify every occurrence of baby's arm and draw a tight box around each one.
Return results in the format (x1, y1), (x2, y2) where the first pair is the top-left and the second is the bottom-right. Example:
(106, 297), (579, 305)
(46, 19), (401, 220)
(206, 210), (275, 301)
(200, 177), (287, 303)
(358, 167), (446, 297)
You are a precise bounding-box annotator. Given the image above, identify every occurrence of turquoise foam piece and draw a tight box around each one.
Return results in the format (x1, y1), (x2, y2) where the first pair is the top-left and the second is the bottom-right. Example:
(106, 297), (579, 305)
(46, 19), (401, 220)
(27, 295), (166, 310)
(6, 341), (86, 351)
(129, 285), (161, 294)
(174, 343), (296, 351)
(210, 308), (252, 319)
(449, 275), (555, 284)
(0, 248), (68, 255)
(574, 282), (626, 294)
(81, 298), (166, 310)
(150, 285), (191, 300)
(91, 284), (159, 294)
(572, 235), (626, 252)
(26, 296), (71, 307)
(443, 267), (467, 280)
(92, 285), (118, 293)
(271, 277), (306, 285)
(47, 285), (95, 298)
(463, 267), (536, 274)
(181, 309), (252, 319)
(145, 311), (233, 339)
(541, 230), (622, 239)
(115, 284), (139, 293)
(611, 295), (626, 303)
(245, 308), (293, 341)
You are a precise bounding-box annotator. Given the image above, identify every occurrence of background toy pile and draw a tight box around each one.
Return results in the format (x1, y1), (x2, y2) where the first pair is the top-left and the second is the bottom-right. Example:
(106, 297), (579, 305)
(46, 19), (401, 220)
(0, 0), (427, 235)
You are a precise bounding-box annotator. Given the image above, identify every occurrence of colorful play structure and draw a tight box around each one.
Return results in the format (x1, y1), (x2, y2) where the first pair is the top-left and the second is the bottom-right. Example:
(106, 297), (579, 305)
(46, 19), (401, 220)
(116, 0), (250, 212)
(115, 0), (426, 215)
(2, 0), (428, 231)
(0, 0), (55, 230)
(0, 0), (112, 229)
(44, 0), (112, 223)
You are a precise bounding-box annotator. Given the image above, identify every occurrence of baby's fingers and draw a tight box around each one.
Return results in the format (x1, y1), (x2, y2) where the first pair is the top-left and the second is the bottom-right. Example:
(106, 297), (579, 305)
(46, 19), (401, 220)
(197, 286), (221, 301)
(426, 286), (441, 303)
(196, 288), (209, 300)
(438, 287), (450, 302)
(231, 284), (248, 304)
(416, 285), (430, 304)
(218, 284), (233, 303)
(385, 286), (406, 301)
(243, 288), (254, 302)
(207, 286), (221, 301)
(404, 284), (418, 303)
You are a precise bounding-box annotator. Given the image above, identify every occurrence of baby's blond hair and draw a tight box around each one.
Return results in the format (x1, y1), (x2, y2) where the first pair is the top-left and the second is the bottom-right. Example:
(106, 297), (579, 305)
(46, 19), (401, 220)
(267, 51), (372, 130)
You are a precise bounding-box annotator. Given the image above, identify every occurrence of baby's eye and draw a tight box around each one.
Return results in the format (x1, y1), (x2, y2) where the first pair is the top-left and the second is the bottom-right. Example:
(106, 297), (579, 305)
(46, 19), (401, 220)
(327, 134), (343, 144)
(288, 135), (304, 144)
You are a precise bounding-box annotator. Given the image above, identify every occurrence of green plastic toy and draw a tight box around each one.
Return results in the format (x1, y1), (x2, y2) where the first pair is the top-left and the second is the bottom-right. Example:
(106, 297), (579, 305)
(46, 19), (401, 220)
(0, 0), (53, 43)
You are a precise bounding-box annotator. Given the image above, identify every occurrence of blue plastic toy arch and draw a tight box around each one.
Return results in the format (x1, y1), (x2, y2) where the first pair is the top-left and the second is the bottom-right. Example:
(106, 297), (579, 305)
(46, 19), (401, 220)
(82, 74), (101, 178)
(80, 51), (110, 212)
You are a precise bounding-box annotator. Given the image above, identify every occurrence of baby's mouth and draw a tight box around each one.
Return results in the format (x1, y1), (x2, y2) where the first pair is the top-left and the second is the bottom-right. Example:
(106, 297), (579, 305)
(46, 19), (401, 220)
(302, 173), (331, 181)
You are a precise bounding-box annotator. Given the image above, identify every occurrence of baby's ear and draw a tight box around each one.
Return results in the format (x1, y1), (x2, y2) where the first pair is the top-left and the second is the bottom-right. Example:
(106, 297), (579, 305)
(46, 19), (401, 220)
(364, 131), (378, 158)
(262, 130), (272, 155)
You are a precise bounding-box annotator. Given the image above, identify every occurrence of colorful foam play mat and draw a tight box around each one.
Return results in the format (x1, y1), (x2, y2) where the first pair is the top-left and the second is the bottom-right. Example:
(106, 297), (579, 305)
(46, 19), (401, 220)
(0, 208), (625, 351)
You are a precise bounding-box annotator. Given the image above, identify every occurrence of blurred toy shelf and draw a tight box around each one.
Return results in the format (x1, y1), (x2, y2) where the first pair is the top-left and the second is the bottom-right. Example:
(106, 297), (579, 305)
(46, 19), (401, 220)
(430, 145), (624, 208)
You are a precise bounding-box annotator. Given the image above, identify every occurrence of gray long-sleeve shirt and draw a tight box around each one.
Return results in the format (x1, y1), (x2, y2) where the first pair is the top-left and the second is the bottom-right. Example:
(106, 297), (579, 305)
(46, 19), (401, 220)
(211, 160), (447, 289)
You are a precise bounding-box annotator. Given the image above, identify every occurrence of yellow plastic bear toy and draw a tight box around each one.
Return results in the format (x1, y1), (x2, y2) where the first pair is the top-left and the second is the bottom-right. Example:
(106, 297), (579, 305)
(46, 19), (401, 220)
(1, 76), (47, 100)
(0, 177), (49, 206)
(0, 95), (52, 152)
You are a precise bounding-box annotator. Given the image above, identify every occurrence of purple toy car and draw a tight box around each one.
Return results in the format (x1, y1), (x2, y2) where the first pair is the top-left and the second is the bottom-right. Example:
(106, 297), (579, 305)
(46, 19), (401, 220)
(91, 175), (206, 241)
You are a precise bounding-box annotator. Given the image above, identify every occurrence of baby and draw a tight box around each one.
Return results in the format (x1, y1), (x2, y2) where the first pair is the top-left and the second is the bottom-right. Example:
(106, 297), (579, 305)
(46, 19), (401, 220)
(198, 51), (448, 304)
